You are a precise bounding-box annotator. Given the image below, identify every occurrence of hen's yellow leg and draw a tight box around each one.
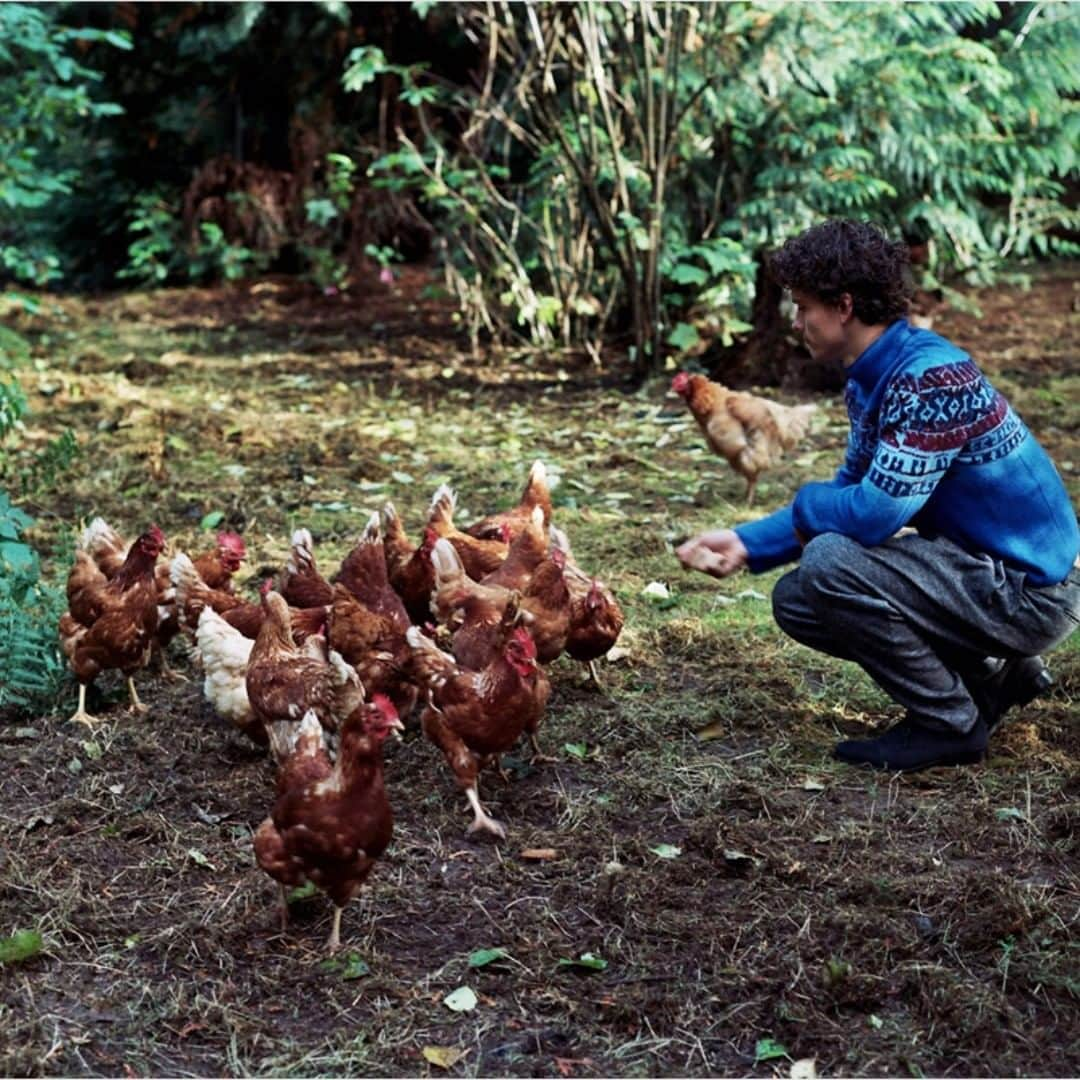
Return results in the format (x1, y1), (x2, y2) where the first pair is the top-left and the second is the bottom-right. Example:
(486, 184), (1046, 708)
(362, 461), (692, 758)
(127, 677), (149, 714)
(68, 684), (100, 727)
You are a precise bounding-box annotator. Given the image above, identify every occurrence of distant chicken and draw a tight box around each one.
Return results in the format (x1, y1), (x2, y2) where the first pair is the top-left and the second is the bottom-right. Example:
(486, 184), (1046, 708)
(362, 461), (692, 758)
(431, 508), (571, 664)
(254, 696), (402, 952)
(244, 591), (363, 755)
(381, 505), (438, 625)
(59, 525), (167, 726)
(173, 554), (325, 642)
(81, 518), (245, 593)
(81, 517), (245, 674)
(279, 527), (335, 610)
(672, 372), (816, 505)
(548, 525), (625, 684)
(406, 623), (550, 838)
(278, 516), (418, 718)
(427, 483), (510, 579)
(464, 460), (553, 542)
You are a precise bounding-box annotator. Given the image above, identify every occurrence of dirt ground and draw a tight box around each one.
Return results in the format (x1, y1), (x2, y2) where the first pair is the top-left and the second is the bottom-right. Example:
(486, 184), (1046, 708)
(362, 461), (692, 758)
(1, 264), (1078, 1077)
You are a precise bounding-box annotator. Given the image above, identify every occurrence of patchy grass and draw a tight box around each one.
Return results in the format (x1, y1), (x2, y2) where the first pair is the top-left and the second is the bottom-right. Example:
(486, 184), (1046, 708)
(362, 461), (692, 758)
(1, 265), (1078, 1077)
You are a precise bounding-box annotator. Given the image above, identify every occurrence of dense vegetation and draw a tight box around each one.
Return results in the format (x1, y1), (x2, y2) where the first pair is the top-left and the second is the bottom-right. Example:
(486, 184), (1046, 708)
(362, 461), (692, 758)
(1, 1), (1077, 370)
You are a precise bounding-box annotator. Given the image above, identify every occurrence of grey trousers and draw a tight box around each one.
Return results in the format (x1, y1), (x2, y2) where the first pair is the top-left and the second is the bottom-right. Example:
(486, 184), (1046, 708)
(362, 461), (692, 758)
(772, 532), (1080, 733)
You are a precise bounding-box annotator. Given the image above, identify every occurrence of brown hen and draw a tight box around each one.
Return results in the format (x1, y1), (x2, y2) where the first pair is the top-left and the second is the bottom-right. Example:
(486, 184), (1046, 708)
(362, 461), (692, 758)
(254, 696), (402, 951)
(59, 525), (166, 726)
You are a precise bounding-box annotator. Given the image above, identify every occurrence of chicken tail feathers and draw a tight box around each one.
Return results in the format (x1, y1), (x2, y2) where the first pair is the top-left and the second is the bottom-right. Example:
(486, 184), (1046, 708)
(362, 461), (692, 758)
(79, 516), (125, 558)
(427, 483), (457, 529)
(287, 528), (316, 577)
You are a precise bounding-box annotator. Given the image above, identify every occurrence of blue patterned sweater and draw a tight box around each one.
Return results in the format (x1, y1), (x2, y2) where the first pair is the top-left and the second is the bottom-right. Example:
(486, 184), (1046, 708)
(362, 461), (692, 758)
(735, 320), (1079, 587)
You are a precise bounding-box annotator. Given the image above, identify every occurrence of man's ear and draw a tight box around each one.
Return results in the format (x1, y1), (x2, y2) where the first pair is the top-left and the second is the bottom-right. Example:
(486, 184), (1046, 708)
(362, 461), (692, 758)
(836, 292), (855, 322)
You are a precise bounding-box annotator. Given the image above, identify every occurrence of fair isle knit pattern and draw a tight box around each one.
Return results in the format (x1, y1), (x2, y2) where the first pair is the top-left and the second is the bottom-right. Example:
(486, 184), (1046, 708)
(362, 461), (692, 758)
(861, 359), (1024, 499)
(734, 320), (1079, 586)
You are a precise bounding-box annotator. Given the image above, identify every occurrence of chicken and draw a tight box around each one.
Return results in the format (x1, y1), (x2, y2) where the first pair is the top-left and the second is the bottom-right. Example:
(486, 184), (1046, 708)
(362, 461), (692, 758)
(549, 525), (625, 685)
(194, 607), (255, 735)
(381, 503), (438, 625)
(464, 459), (553, 541)
(81, 517), (244, 592)
(427, 483), (510, 579)
(406, 624), (550, 838)
(431, 511), (571, 665)
(174, 555), (325, 642)
(81, 518), (245, 675)
(671, 372), (816, 505)
(59, 525), (166, 726)
(480, 504), (548, 594)
(279, 527), (334, 609)
(264, 708), (332, 797)
(254, 695), (403, 951)
(244, 591), (364, 755)
(316, 514), (419, 719)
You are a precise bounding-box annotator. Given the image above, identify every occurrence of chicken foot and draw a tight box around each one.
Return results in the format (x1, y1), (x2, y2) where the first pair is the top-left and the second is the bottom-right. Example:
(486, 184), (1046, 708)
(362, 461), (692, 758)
(68, 684), (101, 727)
(127, 676), (149, 714)
(465, 784), (506, 839)
(528, 733), (558, 765)
(328, 905), (345, 953)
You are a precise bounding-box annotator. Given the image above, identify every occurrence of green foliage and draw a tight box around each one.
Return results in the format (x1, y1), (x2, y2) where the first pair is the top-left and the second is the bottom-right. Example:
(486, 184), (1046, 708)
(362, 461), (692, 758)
(299, 153), (361, 291)
(352, 1), (1080, 371)
(0, 4), (130, 285)
(0, 493), (66, 714)
(118, 192), (183, 286)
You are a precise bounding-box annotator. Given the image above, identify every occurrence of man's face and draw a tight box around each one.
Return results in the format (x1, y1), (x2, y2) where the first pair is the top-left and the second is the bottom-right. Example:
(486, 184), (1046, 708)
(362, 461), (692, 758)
(790, 289), (852, 366)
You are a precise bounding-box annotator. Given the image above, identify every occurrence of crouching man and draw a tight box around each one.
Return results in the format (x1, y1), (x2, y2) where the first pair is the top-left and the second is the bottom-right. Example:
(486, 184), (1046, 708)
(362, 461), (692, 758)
(678, 219), (1079, 772)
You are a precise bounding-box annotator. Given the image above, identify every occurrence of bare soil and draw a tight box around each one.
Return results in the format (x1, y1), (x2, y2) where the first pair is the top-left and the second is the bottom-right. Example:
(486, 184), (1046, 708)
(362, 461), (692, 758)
(1, 264), (1078, 1077)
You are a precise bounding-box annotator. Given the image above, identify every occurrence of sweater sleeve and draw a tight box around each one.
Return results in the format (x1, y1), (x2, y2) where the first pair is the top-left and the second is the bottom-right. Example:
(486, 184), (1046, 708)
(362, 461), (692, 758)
(734, 459), (860, 573)
(792, 363), (998, 545)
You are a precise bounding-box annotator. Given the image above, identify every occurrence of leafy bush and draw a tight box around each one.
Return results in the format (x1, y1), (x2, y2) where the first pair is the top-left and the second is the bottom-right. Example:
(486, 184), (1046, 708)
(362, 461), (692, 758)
(350, 1), (1080, 374)
(0, 493), (65, 715)
(0, 4), (130, 285)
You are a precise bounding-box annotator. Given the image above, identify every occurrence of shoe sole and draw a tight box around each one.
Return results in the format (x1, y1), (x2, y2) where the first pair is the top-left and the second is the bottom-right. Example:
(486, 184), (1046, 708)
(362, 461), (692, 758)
(836, 748), (986, 773)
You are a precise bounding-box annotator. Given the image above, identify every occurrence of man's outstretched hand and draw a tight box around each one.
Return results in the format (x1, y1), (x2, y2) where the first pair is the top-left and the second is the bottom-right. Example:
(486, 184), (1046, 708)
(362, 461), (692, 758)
(676, 528), (749, 579)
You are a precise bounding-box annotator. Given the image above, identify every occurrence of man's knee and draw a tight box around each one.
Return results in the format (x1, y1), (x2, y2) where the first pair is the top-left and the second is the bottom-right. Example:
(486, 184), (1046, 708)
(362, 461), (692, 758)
(771, 569), (805, 633)
(798, 532), (864, 603)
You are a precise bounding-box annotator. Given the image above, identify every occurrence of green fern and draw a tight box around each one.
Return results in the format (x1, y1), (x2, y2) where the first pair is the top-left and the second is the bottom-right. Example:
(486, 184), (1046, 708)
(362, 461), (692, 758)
(0, 579), (66, 711)
(0, 491), (66, 715)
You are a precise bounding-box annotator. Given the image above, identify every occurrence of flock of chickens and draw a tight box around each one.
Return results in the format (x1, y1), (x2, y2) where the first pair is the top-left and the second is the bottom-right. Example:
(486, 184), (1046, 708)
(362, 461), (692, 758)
(56, 463), (625, 951)
(54, 373), (815, 951)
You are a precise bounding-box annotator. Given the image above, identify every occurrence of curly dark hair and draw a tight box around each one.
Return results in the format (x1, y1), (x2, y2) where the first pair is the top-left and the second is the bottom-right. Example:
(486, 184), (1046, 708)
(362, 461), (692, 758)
(768, 219), (912, 324)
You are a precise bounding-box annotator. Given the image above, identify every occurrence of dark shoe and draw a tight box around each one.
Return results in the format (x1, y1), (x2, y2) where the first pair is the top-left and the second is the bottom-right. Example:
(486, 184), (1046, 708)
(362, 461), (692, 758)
(833, 715), (987, 773)
(968, 656), (1054, 733)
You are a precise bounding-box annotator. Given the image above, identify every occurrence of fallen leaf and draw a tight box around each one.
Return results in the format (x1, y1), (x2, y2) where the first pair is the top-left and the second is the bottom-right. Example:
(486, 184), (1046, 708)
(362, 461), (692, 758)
(468, 947), (509, 968)
(443, 986), (478, 1012)
(422, 1046), (469, 1069)
(557, 952), (608, 972)
(520, 848), (557, 861)
(695, 721), (726, 741)
(755, 1037), (790, 1064)
(650, 844), (682, 859)
(187, 848), (216, 870)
